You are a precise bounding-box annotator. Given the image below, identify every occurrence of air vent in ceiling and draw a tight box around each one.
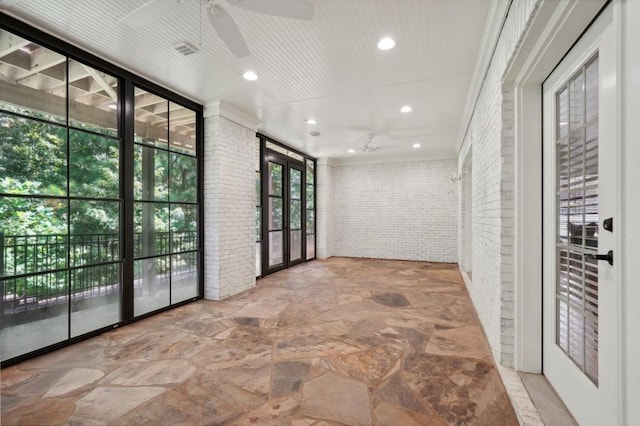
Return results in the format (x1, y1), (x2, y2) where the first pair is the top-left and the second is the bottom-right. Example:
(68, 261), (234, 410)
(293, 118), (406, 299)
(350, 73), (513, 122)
(174, 42), (197, 56)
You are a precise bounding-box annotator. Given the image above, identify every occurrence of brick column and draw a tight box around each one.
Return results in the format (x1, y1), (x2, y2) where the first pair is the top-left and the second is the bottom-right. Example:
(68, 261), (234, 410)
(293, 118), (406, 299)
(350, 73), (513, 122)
(203, 101), (260, 300)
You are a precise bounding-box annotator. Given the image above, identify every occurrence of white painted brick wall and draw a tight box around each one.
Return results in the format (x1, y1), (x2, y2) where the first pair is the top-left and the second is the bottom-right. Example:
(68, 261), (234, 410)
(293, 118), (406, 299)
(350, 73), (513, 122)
(329, 159), (457, 263)
(457, 0), (539, 366)
(316, 159), (334, 259)
(203, 114), (256, 300)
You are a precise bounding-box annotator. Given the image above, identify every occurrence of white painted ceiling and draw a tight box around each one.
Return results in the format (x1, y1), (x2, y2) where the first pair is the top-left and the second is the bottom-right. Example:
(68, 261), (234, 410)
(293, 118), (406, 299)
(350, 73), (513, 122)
(1, 0), (492, 161)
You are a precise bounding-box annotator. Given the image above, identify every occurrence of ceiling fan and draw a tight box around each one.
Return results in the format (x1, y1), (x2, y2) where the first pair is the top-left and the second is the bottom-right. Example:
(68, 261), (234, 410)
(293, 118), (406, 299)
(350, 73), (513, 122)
(361, 133), (381, 152)
(120, 0), (315, 58)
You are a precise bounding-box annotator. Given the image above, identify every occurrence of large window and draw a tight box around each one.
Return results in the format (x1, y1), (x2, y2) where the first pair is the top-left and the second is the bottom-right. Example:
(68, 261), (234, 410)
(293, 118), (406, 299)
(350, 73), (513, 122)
(0, 22), (202, 365)
(133, 90), (199, 315)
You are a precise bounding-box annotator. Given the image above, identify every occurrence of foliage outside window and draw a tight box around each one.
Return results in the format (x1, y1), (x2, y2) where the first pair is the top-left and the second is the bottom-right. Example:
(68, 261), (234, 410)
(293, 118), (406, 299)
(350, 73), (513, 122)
(0, 26), (202, 365)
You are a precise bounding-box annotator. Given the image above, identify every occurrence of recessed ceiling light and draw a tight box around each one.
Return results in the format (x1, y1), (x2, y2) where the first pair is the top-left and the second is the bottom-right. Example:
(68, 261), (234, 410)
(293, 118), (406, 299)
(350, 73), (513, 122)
(413, 143), (421, 148)
(400, 105), (412, 113)
(243, 70), (258, 81)
(377, 37), (396, 50)
(108, 103), (117, 110)
(306, 119), (317, 125)
(348, 149), (355, 154)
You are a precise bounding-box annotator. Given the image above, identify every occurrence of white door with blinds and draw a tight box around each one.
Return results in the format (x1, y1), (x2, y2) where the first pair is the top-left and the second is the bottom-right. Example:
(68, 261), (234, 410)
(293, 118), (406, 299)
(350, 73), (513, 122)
(542, 3), (620, 424)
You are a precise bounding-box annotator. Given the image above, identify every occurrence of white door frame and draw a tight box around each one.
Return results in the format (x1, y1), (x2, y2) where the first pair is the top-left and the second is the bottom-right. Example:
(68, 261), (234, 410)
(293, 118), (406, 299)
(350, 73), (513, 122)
(505, 0), (608, 373)
(621, 1), (640, 422)
(506, 0), (627, 422)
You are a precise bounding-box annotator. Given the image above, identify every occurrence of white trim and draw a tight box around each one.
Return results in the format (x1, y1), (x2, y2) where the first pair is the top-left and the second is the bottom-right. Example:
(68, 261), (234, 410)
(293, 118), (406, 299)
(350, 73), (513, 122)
(620, 2), (640, 422)
(505, 0), (606, 375)
(204, 100), (261, 130)
(455, 0), (511, 155)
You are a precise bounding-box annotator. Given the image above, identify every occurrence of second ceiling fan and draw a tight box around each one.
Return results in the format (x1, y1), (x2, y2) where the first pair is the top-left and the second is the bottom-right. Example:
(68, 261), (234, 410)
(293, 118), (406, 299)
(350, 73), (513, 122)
(121, 0), (316, 58)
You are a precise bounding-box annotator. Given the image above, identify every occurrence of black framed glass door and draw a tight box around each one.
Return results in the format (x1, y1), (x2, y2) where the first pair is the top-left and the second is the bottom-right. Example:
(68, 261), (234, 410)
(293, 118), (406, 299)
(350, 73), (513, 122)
(288, 162), (305, 267)
(263, 154), (306, 274)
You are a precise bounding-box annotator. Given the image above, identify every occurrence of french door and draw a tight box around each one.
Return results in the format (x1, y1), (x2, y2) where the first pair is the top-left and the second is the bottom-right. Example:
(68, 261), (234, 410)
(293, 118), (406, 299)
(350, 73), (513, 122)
(542, 3), (619, 424)
(263, 154), (306, 274)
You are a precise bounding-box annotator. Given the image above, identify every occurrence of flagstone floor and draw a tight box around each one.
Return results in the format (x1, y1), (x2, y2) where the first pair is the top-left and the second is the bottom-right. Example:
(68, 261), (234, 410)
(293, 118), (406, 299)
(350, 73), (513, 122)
(1, 257), (518, 425)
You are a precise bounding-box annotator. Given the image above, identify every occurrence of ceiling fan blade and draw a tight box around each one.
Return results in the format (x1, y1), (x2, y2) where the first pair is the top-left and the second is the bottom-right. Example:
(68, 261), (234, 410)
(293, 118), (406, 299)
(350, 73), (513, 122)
(226, 0), (315, 20)
(207, 4), (251, 58)
(120, 0), (183, 28)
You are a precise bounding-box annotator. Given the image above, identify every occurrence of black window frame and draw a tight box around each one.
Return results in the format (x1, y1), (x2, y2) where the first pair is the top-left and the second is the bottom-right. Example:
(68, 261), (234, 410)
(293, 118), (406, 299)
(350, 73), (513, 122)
(257, 133), (316, 277)
(0, 13), (204, 367)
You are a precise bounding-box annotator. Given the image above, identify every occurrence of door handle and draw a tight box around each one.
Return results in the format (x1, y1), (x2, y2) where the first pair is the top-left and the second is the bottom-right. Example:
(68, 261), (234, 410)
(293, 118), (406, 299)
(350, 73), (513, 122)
(586, 250), (613, 266)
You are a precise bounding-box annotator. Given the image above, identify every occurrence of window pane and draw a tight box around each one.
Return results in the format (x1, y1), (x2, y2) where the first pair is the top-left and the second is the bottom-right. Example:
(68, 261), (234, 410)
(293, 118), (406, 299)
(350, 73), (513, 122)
(169, 102), (196, 156)
(134, 145), (168, 201)
(0, 197), (67, 276)
(268, 162), (282, 195)
(68, 60), (118, 136)
(0, 114), (67, 196)
(70, 200), (120, 267)
(290, 200), (301, 229)
(134, 202), (170, 257)
(70, 130), (119, 198)
(134, 256), (170, 316)
(269, 231), (283, 267)
(0, 31), (67, 124)
(169, 153), (197, 203)
(306, 234), (315, 260)
(288, 151), (303, 162)
(266, 141), (288, 156)
(306, 159), (315, 185)
(171, 204), (197, 253)
(134, 88), (168, 149)
(306, 185), (314, 209)
(1, 271), (69, 361)
(290, 169), (301, 200)
(172, 252), (198, 303)
(306, 209), (315, 233)
(70, 263), (120, 337)
(290, 230), (302, 261)
(268, 197), (283, 230)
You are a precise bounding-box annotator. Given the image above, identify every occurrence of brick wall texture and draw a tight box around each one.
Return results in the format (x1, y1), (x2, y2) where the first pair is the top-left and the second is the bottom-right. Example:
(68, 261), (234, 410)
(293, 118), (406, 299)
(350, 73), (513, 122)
(327, 159), (457, 263)
(457, 0), (539, 366)
(203, 114), (256, 300)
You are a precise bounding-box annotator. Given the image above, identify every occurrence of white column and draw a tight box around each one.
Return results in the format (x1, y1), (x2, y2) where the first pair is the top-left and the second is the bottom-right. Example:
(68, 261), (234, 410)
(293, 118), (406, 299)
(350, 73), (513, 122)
(203, 101), (260, 300)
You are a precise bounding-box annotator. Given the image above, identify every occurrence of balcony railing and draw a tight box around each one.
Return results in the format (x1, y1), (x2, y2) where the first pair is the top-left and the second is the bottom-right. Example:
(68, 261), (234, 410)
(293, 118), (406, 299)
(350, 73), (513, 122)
(1, 231), (197, 320)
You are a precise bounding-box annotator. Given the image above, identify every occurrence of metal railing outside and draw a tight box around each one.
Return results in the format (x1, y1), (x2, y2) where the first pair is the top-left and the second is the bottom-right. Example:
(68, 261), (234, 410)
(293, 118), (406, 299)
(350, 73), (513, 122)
(1, 231), (197, 319)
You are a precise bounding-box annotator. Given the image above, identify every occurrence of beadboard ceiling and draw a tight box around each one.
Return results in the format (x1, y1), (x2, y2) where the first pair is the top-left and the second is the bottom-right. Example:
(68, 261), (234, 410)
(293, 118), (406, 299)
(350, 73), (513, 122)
(0, 0), (492, 161)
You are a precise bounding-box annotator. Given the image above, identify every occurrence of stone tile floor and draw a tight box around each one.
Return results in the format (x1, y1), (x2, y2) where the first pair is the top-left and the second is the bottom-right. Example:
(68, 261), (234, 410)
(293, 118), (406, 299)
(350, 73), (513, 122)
(1, 258), (518, 425)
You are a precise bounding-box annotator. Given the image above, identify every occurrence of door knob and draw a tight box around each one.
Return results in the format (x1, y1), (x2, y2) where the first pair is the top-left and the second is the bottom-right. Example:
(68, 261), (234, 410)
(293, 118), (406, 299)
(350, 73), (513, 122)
(586, 250), (613, 266)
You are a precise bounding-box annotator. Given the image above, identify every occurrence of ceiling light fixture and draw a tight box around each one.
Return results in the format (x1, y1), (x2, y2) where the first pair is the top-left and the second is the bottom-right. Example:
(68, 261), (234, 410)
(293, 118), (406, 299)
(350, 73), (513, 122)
(243, 70), (258, 81)
(108, 103), (117, 110)
(348, 149), (355, 154)
(306, 119), (317, 125)
(413, 143), (421, 148)
(377, 37), (396, 50)
(400, 105), (412, 113)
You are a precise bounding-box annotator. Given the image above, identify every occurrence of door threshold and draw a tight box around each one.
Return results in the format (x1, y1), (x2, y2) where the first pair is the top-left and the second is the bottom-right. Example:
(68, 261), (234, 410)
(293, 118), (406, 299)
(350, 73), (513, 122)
(519, 372), (577, 426)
